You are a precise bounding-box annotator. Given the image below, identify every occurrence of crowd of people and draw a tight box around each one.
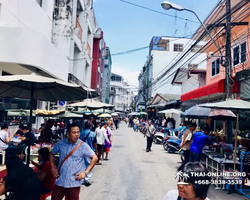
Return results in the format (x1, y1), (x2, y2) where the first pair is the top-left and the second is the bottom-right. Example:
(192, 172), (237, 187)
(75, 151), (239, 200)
(0, 116), (119, 200)
(0, 114), (249, 200)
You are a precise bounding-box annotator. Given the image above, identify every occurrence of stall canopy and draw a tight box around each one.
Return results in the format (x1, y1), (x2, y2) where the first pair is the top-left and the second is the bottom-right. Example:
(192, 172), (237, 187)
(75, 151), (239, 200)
(99, 113), (112, 118)
(0, 73), (98, 166)
(128, 112), (140, 116)
(68, 99), (114, 109)
(55, 111), (83, 119)
(182, 104), (236, 119)
(35, 109), (65, 116)
(201, 99), (250, 172)
(159, 109), (182, 115)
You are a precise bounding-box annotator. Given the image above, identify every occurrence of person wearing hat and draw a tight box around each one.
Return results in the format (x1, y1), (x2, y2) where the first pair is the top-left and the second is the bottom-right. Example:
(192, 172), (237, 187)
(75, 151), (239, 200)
(163, 162), (211, 200)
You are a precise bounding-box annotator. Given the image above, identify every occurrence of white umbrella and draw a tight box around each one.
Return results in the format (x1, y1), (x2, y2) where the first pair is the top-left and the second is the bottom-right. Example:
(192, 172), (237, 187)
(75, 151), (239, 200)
(99, 113), (112, 118)
(201, 99), (250, 172)
(68, 99), (114, 109)
(159, 108), (182, 114)
(128, 112), (140, 116)
(0, 73), (98, 166)
(140, 112), (148, 115)
(111, 113), (118, 116)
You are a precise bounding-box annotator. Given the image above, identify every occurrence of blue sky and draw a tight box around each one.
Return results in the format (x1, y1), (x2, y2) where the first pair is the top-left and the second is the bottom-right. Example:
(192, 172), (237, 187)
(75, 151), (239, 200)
(93, 0), (220, 86)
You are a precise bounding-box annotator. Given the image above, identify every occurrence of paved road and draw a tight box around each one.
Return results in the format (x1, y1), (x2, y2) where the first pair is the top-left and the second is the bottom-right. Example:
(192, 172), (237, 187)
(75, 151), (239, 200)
(80, 123), (249, 200)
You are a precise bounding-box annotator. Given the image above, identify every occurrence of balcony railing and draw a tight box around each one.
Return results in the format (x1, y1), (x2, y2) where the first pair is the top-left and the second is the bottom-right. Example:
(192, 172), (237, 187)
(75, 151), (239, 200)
(75, 17), (82, 39)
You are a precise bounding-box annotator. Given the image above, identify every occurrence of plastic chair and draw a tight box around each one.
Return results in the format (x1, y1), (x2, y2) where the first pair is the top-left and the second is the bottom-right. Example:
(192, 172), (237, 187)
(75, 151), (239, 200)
(40, 193), (51, 200)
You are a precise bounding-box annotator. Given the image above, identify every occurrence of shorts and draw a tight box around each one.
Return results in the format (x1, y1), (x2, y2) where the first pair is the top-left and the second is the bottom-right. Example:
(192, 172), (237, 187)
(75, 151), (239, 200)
(104, 147), (110, 152)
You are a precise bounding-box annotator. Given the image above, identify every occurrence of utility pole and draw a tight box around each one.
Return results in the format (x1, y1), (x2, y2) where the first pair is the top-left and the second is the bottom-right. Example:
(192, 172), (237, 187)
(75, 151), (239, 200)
(210, 1), (248, 143)
(225, 0), (232, 143)
(225, 0), (232, 99)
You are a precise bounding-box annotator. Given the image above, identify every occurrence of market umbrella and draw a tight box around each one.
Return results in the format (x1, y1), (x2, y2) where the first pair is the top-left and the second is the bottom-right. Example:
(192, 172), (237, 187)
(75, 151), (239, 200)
(111, 113), (118, 116)
(159, 109), (182, 115)
(140, 112), (148, 115)
(181, 104), (210, 119)
(209, 109), (236, 120)
(181, 104), (236, 119)
(68, 99), (114, 109)
(0, 73), (98, 166)
(55, 111), (83, 119)
(201, 99), (250, 172)
(99, 113), (111, 118)
(128, 112), (140, 116)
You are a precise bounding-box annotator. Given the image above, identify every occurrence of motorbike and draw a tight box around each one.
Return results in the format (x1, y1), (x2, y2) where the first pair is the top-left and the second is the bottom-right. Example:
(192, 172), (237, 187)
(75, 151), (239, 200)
(153, 131), (165, 144)
(163, 136), (185, 163)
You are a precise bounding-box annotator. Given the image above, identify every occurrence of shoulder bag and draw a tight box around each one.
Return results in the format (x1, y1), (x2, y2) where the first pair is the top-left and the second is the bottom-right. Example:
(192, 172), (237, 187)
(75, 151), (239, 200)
(58, 141), (84, 173)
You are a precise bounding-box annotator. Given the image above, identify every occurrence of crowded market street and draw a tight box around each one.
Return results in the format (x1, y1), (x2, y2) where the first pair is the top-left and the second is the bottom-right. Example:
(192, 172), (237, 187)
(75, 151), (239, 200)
(80, 123), (247, 200)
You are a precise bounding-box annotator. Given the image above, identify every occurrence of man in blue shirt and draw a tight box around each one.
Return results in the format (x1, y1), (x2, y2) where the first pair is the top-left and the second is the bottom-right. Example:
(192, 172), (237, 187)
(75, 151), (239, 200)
(190, 128), (212, 162)
(50, 123), (97, 200)
(80, 121), (97, 187)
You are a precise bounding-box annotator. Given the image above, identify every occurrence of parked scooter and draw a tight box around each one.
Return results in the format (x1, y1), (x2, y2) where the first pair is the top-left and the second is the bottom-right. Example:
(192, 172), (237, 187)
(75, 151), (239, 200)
(163, 136), (185, 163)
(153, 132), (165, 144)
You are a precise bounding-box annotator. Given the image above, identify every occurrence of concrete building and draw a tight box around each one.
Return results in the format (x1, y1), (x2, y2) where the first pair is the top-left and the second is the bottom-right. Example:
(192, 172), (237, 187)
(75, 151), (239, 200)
(102, 47), (112, 103)
(110, 73), (133, 112)
(0, 0), (103, 129)
(140, 36), (207, 103)
(91, 29), (104, 98)
(52, 0), (99, 87)
(136, 68), (146, 112)
(0, 0), (68, 80)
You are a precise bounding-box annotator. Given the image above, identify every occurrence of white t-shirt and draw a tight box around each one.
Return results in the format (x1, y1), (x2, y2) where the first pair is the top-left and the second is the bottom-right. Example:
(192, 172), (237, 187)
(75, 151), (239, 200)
(0, 130), (9, 150)
(163, 190), (210, 200)
(95, 127), (110, 145)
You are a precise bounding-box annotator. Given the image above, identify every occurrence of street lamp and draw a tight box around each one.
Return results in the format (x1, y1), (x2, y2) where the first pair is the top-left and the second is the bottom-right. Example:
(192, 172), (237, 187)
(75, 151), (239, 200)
(161, 1), (223, 56)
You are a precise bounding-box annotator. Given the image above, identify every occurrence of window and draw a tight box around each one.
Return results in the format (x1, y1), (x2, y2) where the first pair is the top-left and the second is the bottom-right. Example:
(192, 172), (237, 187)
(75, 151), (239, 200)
(233, 42), (247, 66)
(211, 59), (220, 76)
(241, 42), (247, 63)
(174, 44), (183, 52)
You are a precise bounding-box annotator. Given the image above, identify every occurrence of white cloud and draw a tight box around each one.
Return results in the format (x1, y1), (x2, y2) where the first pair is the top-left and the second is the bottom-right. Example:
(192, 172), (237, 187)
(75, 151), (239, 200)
(111, 63), (140, 88)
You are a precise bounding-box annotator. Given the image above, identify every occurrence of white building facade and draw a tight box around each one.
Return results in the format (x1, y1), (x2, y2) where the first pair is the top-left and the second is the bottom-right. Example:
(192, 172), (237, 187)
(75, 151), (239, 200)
(144, 36), (207, 101)
(0, 0), (101, 129)
(110, 73), (133, 112)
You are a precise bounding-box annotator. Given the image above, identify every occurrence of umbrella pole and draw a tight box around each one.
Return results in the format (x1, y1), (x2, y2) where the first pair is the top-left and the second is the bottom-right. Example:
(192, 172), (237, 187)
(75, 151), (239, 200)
(27, 83), (34, 166)
(233, 111), (239, 172)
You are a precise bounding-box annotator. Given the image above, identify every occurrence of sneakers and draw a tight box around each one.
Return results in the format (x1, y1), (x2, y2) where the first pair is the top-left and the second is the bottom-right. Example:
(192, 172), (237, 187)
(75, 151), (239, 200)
(82, 180), (91, 187)
(96, 162), (102, 165)
(84, 180), (91, 187)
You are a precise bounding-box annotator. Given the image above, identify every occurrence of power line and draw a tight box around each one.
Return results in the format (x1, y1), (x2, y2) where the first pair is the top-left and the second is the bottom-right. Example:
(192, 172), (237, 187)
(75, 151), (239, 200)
(119, 0), (199, 24)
